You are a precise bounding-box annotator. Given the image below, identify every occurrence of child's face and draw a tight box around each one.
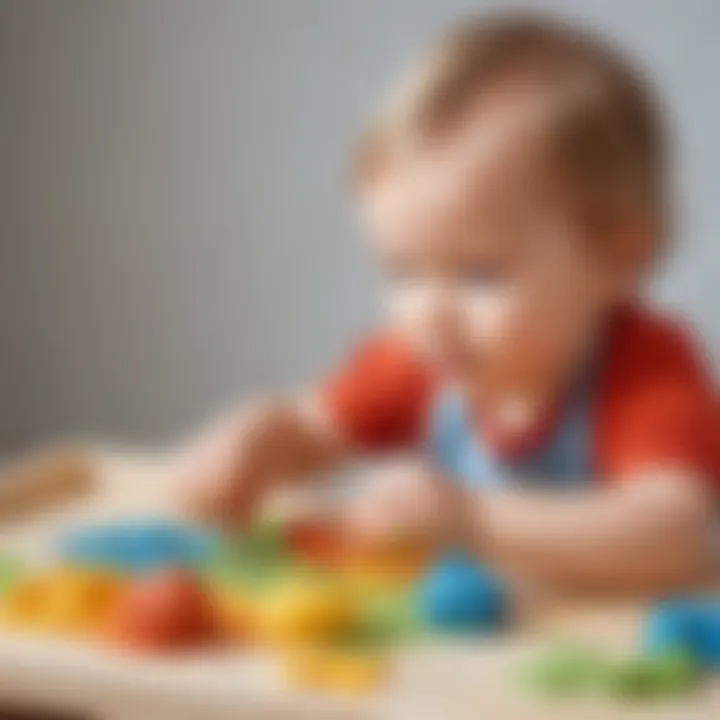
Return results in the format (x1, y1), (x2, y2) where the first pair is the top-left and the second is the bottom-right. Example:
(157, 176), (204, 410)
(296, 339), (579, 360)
(360, 106), (630, 400)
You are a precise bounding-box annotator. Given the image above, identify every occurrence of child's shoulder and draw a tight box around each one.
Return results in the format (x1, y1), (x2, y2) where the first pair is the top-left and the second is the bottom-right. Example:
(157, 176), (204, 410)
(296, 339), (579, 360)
(604, 304), (711, 375)
(596, 304), (719, 481)
(599, 303), (716, 408)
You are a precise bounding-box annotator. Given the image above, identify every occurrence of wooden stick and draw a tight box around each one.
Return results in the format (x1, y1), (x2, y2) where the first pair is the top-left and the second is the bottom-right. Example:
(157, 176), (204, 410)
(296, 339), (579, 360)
(0, 446), (95, 522)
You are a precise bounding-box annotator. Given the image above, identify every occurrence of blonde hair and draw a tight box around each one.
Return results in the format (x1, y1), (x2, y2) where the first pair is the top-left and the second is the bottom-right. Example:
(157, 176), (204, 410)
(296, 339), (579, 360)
(355, 14), (667, 246)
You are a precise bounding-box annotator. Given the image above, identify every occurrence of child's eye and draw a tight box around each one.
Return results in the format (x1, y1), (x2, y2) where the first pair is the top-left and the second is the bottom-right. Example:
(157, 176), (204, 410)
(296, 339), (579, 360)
(385, 261), (420, 284)
(460, 264), (506, 286)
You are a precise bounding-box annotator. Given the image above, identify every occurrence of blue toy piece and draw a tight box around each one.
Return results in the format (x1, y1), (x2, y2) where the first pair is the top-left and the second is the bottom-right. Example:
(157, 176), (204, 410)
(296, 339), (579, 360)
(642, 598), (720, 670)
(690, 604), (720, 669)
(416, 552), (507, 633)
(642, 600), (694, 656)
(59, 519), (217, 574)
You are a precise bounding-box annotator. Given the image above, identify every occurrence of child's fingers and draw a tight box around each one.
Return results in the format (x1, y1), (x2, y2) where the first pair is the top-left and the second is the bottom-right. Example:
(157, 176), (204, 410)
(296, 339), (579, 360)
(217, 468), (270, 528)
(343, 496), (393, 540)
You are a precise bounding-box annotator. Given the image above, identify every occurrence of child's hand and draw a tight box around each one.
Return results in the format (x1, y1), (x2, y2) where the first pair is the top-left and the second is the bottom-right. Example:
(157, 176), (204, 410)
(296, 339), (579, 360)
(345, 461), (476, 548)
(174, 402), (277, 526)
(174, 396), (348, 527)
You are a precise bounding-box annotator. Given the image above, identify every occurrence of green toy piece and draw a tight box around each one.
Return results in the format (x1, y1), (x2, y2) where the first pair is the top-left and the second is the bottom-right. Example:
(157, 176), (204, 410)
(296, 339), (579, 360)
(647, 652), (697, 695)
(233, 519), (287, 562)
(521, 643), (607, 697)
(0, 556), (25, 596)
(351, 588), (426, 648)
(203, 519), (328, 595)
(521, 643), (699, 702)
(598, 660), (663, 700)
(598, 652), (697, 700)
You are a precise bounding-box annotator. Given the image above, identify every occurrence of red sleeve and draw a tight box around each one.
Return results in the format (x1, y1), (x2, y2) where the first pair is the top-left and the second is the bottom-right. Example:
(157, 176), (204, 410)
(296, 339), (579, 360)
(320, 333), (433, 451)
(596, 306), (719, 489)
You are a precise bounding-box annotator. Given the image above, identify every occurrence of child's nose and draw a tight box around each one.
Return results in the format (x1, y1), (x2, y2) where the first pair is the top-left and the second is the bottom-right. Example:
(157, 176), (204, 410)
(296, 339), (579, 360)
(421, 286), (466, 350)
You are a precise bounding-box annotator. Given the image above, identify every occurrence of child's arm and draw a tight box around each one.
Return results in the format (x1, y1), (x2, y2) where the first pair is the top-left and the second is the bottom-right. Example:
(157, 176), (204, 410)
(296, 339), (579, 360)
(348, 464), (713, 594)
(177, 394), (350, 524)
(474, 474), (712, 593)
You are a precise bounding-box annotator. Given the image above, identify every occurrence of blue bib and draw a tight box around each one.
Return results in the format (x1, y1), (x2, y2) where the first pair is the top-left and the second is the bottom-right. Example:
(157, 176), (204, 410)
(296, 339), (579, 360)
(429, 374), (597, 490)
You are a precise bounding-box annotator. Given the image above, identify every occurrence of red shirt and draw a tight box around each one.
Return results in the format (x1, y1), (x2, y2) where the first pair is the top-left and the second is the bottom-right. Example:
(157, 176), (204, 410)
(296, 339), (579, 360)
(321, 306), (719, 487)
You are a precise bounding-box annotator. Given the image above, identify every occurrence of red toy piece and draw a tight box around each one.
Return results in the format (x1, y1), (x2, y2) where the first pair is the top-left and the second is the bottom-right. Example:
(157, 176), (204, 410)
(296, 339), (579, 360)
(106, 569), (220, 652)
(286, 520), (350, 567)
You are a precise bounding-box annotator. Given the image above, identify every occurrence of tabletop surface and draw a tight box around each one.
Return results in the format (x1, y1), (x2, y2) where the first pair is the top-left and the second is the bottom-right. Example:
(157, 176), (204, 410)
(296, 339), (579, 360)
(0, 446), (718, 720)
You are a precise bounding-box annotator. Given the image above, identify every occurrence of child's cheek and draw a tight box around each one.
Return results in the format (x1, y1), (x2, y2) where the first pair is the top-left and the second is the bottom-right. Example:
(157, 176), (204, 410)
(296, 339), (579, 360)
(460, 289), (517, 353)
(385, 285), (432, 340)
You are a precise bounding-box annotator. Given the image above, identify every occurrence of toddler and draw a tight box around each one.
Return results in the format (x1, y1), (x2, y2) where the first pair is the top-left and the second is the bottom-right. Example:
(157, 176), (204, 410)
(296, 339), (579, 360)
(179, 15), (718, 594)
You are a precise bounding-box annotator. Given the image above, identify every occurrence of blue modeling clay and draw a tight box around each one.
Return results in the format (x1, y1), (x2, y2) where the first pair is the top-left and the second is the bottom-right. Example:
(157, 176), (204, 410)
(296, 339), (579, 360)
(642, 600), (694, 656)
(685, 603), (720, 669)
(643, 598), (720, 669)
(417, 552), (507, 633)
(59, 519), (217, 574)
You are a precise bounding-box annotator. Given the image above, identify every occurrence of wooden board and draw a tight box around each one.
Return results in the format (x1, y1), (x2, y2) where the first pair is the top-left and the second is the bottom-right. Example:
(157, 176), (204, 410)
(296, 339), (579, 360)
(0, 447), (719, 720)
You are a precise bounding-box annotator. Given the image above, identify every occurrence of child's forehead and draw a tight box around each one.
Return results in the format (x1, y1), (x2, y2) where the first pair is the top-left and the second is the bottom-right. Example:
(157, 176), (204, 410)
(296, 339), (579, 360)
(360, 97), (563, 241)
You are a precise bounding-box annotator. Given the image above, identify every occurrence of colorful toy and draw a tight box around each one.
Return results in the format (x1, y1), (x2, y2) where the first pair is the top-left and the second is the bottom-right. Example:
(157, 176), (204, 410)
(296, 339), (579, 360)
(60, 519), (217, 574)
(343, 535), (430, 589)
(417, 552), (507, 633)
(106, 568), (220, 652)
(522, 642), (698, 701)
(642, 598), (720, 669)
(227, 519), (287, 565)
(0, 556), (26, 596)
(598, 653), (697, 700)
(286, 519), (355, 568)
(0, 567), (123, 636)
(350, 584), (425, 648)
(215, 590), (254, 643)
(521, 643), (606, 697)
(281, 646), (388, 693)
(206, 520), (297, 593)
(257, 576), (356, 646)
(0, 577), (46, 630)
(642, 600), (692, 656)
(645, 652), (698, 695)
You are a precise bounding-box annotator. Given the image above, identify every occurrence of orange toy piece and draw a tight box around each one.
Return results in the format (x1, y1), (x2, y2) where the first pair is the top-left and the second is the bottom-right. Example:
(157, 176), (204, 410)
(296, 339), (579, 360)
(287, 519), (429, 590)
(0, 577), (46, 630)
(45, 568), (122, 634)
(343, 535), (430, 587)
(106, 569), (220, 652)
(215, 591), (254, 644)
(0, 568), (123, 636)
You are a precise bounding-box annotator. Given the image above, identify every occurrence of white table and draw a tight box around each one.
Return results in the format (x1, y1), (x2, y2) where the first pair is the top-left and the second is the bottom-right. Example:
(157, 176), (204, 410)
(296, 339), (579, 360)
(0, 446), (718, 720)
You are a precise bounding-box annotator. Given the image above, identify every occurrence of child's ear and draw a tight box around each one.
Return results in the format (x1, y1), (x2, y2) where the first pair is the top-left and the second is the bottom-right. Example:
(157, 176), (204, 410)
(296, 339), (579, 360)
(608, 213), (656, 289)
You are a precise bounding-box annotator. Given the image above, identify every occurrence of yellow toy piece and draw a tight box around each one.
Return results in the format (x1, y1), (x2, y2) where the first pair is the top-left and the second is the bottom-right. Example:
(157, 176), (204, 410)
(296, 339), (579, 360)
(258, 577), (356, 646)
(0, 577), (47, 630)
(46, 568), (122, 634)
(282, 646), (388, 694)
(0, 567), (123, 637)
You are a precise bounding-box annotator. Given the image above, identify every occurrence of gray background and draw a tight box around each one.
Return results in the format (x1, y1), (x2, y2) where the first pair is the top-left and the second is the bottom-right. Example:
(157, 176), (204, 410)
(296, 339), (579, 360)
(0, 0), (717, 453)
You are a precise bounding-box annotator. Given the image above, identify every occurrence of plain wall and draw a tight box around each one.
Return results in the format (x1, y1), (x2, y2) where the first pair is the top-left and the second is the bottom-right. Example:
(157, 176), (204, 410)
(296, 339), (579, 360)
(0, 0), (718, 452)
